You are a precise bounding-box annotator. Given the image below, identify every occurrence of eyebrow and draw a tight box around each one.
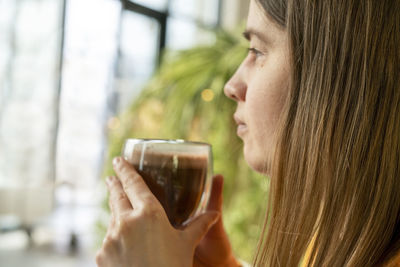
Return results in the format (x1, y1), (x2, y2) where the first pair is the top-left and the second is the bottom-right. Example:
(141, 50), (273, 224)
(242, 28), (271, 44)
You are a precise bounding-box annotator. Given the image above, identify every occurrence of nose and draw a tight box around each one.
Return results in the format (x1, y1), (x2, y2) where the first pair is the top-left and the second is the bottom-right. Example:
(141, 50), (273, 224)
(224, 63), (247, 102)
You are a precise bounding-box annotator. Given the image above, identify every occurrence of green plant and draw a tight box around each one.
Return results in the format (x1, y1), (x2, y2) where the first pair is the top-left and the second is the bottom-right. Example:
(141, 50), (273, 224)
(102, 28), (268, 262)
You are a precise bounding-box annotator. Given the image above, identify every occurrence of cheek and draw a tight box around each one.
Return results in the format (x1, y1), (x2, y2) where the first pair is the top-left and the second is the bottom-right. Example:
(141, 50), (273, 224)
(243, 94), (276, 173)
(244, 76), (289, 174)
(247, 86), (285, 136)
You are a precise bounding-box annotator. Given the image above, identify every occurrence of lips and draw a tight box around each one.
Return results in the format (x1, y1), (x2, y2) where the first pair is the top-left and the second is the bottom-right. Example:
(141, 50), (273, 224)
(234, 114), (247, 136)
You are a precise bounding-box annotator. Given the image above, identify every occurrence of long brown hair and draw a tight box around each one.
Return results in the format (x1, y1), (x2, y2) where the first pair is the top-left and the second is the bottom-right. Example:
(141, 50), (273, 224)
(254, 0), (400, 266)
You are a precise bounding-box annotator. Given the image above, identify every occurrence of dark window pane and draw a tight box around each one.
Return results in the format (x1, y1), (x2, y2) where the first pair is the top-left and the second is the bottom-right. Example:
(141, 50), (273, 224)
(116, 11), (160, 110)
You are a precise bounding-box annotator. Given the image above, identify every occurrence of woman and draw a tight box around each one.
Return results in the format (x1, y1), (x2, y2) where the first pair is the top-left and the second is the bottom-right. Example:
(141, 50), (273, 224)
(96, 0), (400, 266)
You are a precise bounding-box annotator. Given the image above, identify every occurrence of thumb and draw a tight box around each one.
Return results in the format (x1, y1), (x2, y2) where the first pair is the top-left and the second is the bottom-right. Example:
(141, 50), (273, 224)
(203, 174), (227, 239)
(185, 211), (220, 245)
(206, 174), (224, 212)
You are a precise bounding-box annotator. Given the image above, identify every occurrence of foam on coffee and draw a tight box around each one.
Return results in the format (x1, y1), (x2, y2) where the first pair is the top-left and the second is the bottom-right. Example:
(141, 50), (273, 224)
(127, 150), (209, 169)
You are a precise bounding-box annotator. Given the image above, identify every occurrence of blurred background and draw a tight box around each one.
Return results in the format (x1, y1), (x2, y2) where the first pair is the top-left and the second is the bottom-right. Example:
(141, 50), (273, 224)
(0, 0), (269, 266)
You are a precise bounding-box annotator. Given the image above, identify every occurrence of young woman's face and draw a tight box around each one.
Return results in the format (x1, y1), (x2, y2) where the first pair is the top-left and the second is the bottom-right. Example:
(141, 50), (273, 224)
(224, 0), (291, 174)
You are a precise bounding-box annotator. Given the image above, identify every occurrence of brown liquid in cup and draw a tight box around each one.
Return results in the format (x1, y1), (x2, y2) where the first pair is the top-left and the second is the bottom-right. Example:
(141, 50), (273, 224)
(131, 152), (208, 227)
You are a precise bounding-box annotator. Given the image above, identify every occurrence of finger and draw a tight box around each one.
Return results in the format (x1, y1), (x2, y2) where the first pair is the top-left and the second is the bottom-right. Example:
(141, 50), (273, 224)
(106, 175), (133, 217)
(112, 157), (156, 209)
(106, 191), (117, 237)
(206, 174), (224, 212)
(105, 213), (116, 238)
(179, 175), (224, 231)
(203, 175), (227, 238)
(185, 211), (220, 245)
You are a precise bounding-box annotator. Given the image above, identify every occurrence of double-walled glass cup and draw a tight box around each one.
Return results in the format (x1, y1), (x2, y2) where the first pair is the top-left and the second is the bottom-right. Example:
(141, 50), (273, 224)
(122, 139), (212, 227)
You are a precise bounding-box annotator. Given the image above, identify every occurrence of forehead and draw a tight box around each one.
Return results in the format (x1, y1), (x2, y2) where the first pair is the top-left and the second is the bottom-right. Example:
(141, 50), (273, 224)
(246, 0), (286, 44)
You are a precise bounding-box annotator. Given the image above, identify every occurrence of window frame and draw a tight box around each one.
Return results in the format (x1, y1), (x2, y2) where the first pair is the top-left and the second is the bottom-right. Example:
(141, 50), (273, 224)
(120, 0), (222, 64)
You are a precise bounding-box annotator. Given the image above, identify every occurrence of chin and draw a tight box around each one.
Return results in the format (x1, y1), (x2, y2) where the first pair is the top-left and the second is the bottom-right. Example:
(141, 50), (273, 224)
(243, 146), (271, 175)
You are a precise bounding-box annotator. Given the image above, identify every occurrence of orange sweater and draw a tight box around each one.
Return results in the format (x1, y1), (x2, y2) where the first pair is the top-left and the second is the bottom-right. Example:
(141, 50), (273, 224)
(385, 251), (400, 267)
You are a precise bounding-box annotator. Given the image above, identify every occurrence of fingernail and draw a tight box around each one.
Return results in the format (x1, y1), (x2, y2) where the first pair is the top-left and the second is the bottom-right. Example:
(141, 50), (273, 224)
(112, 157), (121, 166)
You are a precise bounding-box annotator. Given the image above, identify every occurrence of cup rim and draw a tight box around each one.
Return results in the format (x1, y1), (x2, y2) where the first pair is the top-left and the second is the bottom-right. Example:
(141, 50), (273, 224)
(124, 138), (211, 147)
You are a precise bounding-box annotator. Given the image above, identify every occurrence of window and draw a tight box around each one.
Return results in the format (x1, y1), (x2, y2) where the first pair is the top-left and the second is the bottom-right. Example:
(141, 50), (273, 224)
(115, 0), (221, 111)
(57, 0), (121, 188)
(0, 0), (222, 263)
(0, 0), (220, 238)
(0, 0), (64, 223)
(116, 11), (161, 110)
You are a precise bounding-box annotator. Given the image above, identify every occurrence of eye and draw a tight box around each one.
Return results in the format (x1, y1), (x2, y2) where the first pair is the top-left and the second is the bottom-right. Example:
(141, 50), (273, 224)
(248, 47), (264, 58)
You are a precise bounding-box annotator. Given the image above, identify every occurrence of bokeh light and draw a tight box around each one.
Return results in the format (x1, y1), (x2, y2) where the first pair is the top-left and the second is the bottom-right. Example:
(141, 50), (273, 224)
(201, 89), (214, 102)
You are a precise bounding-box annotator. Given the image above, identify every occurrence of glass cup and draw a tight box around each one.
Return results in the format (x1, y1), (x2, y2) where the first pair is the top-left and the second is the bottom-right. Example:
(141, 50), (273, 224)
(122, 139), (213, 227)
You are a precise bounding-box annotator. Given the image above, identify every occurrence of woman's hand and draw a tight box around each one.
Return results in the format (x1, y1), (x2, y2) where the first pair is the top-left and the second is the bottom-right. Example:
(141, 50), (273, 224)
(96, 157), (220, 267)
(193, 174), (241, 267)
